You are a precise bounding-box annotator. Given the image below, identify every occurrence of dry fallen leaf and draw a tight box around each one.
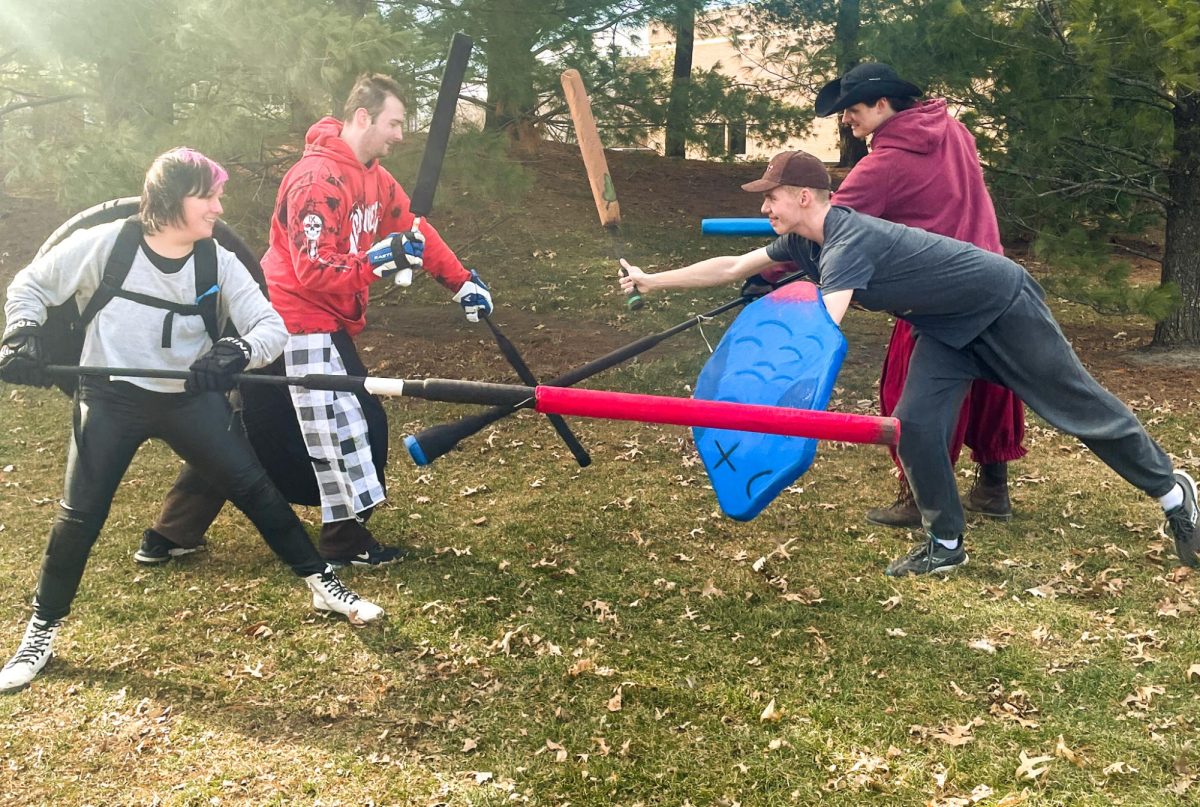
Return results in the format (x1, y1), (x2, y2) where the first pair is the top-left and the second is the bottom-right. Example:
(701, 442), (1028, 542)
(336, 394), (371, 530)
(567, 658), (594, 678)
(607, 687), (623, 712)
(932, 718), (983, 747)
(1168, 774), (1196, 796)
(462, 737), (478, 753)
(1053, 735), (1082, 766)
(969, 638), (998, 655)
(759, 698), (782, 722)
(543, 739), (569, 763)
(970, 784), (994, 802)
(781, 585), (824, 605)
(1122, 684), (1165, 710)
(879, 594), (902, 612)
(1102, 761), (1138, 777)
(1015, 750), (1053, 781)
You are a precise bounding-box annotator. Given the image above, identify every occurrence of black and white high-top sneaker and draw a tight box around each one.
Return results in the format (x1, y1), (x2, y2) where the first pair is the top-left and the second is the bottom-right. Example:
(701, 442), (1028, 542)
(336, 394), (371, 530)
(304, 566), (384, 624)
(0, 616), (62, 693)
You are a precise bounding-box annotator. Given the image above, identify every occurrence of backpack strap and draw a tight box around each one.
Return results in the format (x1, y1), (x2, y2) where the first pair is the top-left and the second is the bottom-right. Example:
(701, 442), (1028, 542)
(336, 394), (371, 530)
(192, 237), (220, 343)
(79, 217), (142, 328)
(79, 217), (223, 348)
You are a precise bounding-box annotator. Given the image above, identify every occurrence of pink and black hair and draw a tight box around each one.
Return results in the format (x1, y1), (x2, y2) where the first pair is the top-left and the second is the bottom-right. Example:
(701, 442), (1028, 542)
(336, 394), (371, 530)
(138, 147), (228, 234)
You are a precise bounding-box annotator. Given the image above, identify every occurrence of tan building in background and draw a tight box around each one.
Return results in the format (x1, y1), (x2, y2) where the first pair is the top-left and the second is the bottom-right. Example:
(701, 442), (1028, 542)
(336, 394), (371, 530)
(647, 5), (838, 162)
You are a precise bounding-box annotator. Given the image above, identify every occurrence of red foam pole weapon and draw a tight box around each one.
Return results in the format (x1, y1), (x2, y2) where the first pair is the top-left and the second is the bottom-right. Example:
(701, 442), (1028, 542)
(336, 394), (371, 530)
(535, 386), (898, 446)
(47, 366), (899, 447)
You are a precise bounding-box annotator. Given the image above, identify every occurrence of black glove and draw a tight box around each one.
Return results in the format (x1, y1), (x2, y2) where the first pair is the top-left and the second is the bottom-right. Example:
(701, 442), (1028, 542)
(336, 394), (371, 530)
(0, 319), (52, 388)
(740, 274), (777, 300)
(186, 336), (251, 393)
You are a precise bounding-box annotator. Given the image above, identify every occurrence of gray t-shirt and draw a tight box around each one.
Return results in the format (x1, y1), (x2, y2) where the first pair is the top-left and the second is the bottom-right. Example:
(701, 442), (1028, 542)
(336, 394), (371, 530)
(765, 206), (1026, 348)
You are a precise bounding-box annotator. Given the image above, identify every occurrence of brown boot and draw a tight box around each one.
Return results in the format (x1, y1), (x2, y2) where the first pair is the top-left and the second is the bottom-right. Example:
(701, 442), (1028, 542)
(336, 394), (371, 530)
(865, 477), (922, 529)
(964, 462), (1013, 520)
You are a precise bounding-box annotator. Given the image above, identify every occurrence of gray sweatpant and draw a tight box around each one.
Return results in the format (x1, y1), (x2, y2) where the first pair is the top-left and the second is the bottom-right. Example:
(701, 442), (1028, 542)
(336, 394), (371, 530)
(894, 277), (1176, 539)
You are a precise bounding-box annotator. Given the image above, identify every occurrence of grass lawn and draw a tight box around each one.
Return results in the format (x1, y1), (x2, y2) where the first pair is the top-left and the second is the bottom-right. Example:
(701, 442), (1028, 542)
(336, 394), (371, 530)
(1, 143), (1198, 805)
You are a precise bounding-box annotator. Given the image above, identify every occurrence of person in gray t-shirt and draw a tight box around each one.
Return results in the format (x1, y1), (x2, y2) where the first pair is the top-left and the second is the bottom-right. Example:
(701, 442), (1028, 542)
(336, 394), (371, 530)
(619, 149), (1197, 578)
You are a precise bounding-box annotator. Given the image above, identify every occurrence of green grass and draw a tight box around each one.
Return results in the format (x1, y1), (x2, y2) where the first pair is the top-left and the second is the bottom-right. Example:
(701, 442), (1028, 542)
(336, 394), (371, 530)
(2, 155), (1200, 805)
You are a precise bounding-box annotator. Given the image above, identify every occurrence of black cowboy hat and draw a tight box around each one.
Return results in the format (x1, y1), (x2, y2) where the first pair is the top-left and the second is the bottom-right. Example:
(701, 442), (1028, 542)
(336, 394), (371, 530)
(814, 62), (923, 117)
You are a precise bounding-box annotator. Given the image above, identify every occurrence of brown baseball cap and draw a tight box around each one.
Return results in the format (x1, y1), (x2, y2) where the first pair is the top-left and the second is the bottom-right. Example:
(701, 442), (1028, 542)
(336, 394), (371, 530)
(741, 150), (831, 192)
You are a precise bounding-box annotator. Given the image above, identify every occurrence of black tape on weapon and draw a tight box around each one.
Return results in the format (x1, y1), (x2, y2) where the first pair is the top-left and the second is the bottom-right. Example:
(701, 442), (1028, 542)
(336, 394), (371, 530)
(410, 32), (473, 217)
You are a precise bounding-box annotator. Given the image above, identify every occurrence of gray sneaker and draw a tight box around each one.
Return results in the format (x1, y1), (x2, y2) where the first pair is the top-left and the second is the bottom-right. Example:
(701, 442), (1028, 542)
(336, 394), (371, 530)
(1166, 470), (1199, 567)
(886, 535), (968, 577)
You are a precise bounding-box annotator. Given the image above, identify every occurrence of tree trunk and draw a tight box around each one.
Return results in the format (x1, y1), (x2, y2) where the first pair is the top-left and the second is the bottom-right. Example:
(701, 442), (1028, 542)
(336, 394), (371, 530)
(833, 0), (868, 167)
(1153, 89), (1200, 347)
(665, 3), (695, 158)
(482, 2), (541, 143)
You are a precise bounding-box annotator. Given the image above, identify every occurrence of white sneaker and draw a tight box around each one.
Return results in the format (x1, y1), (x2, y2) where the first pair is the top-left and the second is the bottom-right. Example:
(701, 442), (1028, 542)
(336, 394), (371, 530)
(304, 566), (383, 625)
(0, 616), (61, 693)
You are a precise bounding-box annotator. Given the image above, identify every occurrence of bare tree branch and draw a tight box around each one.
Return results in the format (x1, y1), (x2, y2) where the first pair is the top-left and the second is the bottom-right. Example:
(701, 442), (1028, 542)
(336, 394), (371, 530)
(991, 165), (1172, 207)
(1110, 240), (1162, 264)
(0, 93), (84, 119)
(1060, 136), (1169, 172)
(1111, 76), (1178, 107)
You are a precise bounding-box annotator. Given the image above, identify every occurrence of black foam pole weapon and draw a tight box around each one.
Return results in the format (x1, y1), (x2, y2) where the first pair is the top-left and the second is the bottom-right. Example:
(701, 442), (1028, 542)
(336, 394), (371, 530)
(399, 31), (474, 287)
(482, 314), (592, 467)
(403, 34), (590, 466)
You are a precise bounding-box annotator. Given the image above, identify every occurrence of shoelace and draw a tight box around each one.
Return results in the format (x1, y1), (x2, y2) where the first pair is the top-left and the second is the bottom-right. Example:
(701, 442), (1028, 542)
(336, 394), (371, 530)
(1166, 502), (1197, 533)
(7, 623), (56, 667)
(318, 573), (359, 605)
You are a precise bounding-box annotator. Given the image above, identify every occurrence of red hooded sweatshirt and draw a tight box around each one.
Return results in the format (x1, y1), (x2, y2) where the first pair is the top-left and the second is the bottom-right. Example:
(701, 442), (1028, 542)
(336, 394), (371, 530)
(833, 99), (1002, 254)
(261, 117), (470, 336)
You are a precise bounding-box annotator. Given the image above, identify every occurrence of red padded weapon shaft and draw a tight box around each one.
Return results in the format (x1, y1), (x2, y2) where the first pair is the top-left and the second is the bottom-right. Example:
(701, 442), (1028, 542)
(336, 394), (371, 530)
(535, 386), (899, 446)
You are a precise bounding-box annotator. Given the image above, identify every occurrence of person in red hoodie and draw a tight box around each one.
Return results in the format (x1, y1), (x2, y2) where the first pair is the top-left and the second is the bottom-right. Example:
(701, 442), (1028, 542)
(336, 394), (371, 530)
(813, 62), (1026, 528)
(135, 73), (492, 568)
(261, 72), (491, 566)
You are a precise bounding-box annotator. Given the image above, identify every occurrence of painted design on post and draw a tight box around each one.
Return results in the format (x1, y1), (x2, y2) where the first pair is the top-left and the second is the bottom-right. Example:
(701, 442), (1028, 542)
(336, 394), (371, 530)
(602, 174), (617, 205)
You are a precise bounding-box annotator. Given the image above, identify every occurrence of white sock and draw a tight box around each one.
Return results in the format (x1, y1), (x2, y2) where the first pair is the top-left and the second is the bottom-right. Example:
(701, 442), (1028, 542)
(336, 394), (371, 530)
(933, 535), (961, 550)
(1160, 484), (1184, 511)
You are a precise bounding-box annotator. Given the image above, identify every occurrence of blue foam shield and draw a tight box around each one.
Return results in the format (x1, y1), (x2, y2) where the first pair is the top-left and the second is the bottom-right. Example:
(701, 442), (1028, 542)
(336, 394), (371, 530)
(693, 282), (846, 520)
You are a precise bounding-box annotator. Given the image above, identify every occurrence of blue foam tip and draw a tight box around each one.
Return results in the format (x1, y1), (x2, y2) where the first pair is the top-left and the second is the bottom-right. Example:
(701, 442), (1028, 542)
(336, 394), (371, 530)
(404, 434), (429, 466)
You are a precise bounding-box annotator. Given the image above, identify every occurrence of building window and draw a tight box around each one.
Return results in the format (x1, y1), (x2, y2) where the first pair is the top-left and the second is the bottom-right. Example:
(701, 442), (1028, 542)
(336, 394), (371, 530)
(728, 121), (747, 156)
(702, 122), (726, 155)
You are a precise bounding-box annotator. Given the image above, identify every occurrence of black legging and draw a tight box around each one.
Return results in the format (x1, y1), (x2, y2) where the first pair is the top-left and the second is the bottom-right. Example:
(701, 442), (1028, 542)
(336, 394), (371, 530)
(34, 377), (326, 622)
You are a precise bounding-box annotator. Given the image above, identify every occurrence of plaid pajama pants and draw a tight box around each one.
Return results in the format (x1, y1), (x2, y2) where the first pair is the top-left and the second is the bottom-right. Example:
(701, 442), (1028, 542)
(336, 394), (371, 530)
(284, 333), (386, 523)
